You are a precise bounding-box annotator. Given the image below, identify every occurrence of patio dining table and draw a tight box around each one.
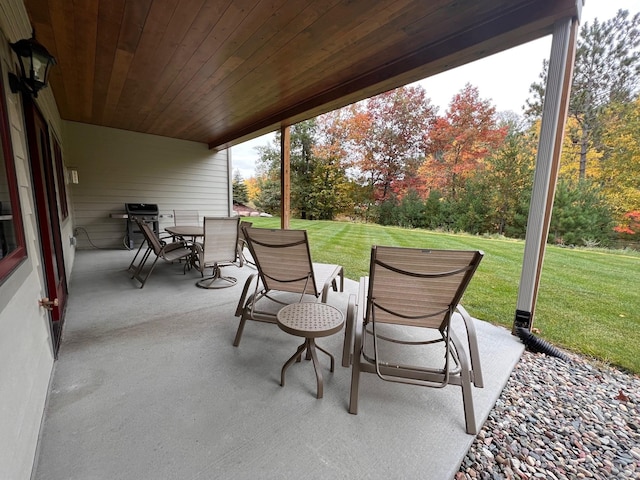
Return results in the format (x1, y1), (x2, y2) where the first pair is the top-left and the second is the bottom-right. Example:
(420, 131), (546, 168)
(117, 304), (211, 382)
(165, 225), (203, 243)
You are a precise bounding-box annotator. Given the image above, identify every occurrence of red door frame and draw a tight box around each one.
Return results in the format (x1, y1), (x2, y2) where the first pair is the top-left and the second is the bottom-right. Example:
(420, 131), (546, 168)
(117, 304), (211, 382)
(23, 96), (67, 355)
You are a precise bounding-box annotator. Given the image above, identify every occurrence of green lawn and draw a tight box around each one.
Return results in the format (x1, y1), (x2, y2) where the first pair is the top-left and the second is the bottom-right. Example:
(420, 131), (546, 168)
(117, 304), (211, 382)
(247, 217), (640, 374)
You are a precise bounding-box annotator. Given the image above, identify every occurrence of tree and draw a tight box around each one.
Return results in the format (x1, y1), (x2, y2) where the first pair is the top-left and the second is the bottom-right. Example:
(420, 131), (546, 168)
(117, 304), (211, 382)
(344, 86), (437, 202)
(482, 117), (536, 235)
(244, 176), (260, 203)
(419, 84), (507, 200)
(288, 120), (317, 219)
(254, 143), (282, 214)
(253, 118), (352, 220)
(526, 9), (640, 180)
(598, 98), (640, 231)
(309, 112), (354, 219)
(232, 169), (248, 204)
(549, 180), (615, 247)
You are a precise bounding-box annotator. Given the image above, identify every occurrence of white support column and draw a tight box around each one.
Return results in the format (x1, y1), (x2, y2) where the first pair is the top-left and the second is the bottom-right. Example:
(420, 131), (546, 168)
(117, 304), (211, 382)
(226, 147), (234, 217)
(514, 17), (578, 333)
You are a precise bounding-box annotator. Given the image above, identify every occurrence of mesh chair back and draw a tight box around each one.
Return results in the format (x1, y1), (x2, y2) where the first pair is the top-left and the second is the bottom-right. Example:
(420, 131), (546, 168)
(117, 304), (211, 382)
(238, 220), (253, 242)
(243, 227), (319, 296)
(174, 210), (200, 226)
(368, 246), (484, 330)
(139, 221), (164, 255)
(202, 217), (239, 266)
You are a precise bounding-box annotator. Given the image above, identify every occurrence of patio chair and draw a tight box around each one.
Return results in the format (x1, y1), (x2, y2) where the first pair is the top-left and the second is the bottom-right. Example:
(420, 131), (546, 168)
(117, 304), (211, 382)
(173, 210), (200, 226)
(127, 220), (193, 288)
(236, 220), (254, 267)
(172, 209), (201, 244)
(233, 227), (344, 347)
(192, 216), (240, 289)
(347, 245), (484, 435)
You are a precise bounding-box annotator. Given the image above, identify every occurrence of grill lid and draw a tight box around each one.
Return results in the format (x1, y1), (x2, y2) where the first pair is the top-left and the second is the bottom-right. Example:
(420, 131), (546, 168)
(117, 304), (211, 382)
(125, 203), (159, 215)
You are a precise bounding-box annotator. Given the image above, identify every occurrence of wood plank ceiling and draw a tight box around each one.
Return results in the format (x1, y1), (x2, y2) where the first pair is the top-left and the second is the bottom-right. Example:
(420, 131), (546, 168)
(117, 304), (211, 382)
(23, 0), (580, 150)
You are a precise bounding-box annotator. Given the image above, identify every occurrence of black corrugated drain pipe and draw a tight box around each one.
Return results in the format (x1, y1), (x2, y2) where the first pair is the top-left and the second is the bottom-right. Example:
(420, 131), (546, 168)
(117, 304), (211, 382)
(516, 327), (571, 362)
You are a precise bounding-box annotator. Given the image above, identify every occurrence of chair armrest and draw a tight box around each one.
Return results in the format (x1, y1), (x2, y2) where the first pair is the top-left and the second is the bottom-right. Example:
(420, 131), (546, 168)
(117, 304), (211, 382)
(342, 294), (357, 367)
(314, 263), (344, 302)
(163, 239), (188, 250)
(342, 277), (367, 367)
(235, 273), (259, 317)
(455, 304), (484, 388)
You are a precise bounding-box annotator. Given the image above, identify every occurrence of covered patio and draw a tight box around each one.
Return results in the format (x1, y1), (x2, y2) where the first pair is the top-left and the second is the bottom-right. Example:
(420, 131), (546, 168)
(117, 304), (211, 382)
(0, 1), (583, 478)
(33, 249), (523, 479)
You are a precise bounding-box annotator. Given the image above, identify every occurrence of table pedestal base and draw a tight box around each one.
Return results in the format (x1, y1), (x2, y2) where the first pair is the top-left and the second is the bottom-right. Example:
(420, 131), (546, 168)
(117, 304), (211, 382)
(280, 338), (335, 399)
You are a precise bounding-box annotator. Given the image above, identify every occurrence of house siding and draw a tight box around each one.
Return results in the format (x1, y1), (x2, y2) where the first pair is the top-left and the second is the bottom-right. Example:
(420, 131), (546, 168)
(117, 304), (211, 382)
(0, 3), (68, 478)
(64, 121), (231, 249)
(0, 2), (230, 478)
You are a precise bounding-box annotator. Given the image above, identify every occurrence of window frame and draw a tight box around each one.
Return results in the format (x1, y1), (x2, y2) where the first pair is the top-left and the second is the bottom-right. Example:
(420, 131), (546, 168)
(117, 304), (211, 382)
(0, 72), (27, 281)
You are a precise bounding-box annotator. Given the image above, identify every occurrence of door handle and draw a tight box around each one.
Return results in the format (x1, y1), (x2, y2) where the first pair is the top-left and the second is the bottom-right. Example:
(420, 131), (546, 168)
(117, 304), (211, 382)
(39, 297), (59, 311)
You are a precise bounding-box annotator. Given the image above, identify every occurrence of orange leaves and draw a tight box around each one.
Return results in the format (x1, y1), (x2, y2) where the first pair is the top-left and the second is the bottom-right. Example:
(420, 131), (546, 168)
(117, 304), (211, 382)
(419, 84), (507, 199)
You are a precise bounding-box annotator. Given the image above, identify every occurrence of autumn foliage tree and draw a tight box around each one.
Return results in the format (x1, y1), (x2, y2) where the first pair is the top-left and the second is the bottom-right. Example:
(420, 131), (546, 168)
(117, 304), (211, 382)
(419, 84), (508, 200)
(343, 86), (436, 201)
(599, 98), (640, 236)
(526, 10), (640, 180)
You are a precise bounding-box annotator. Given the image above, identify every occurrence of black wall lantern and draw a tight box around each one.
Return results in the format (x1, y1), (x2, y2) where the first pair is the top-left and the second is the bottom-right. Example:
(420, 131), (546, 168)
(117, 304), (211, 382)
(8, 32), (56, 98)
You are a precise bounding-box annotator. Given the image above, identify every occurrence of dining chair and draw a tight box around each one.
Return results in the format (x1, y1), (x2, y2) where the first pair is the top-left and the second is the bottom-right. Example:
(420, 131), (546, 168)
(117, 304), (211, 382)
(192, 217), (240, 289)
(171, 210), (200, 244)
(127, 220), (193, 288)
(173, 210), (200, 226)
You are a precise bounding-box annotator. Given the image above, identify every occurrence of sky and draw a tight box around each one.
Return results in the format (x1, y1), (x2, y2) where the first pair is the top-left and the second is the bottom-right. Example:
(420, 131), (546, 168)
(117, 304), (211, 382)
(231, 1), (640, 179)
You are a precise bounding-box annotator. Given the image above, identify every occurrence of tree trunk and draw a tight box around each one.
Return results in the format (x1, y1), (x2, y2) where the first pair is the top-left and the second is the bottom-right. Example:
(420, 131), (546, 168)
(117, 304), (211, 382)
(579, 128), (588, 180)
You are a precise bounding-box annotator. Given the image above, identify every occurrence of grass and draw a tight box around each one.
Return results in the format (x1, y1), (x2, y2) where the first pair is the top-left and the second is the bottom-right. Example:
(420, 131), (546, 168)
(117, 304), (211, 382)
(247, 217), (640, 374)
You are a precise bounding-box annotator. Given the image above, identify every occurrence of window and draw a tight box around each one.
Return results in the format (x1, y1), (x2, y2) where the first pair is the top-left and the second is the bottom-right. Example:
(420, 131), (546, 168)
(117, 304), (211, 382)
(0, 74), (27, 280)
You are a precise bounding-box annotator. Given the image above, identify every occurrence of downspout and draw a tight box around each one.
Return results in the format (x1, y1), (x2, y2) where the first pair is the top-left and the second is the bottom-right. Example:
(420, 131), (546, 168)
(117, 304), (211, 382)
(513, 13), (580, 333)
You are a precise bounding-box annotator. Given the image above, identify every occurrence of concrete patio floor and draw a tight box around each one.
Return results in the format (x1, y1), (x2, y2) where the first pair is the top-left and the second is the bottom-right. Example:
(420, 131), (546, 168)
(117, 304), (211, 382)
(32, 248), (524, 480)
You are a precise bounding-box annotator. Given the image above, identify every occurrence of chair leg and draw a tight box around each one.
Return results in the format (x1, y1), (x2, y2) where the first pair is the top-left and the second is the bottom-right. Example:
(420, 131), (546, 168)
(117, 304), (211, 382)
(127, 241), (148, 274)
(133, 255), (160, 288)
(130, 247), (152, 279)
(348, 320), (364, 414)
(233, 310), (249, 347)
(451, 330), (477, 435)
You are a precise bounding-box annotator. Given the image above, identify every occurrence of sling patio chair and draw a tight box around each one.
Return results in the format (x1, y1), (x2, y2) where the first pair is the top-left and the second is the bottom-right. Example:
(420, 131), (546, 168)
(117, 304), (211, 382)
(233, 226), (344, 347)
(127, 220), (194, 288)
(347, 245), (484, 435)
(236, 220), (254, 268)
(192, 216), (240, 289)
(173, 209), (200, 226)
(171, 209), (201, 243)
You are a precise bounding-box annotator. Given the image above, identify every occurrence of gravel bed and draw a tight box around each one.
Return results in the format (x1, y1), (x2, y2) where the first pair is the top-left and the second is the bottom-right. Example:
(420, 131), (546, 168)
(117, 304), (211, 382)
(457, 349), (640, 479)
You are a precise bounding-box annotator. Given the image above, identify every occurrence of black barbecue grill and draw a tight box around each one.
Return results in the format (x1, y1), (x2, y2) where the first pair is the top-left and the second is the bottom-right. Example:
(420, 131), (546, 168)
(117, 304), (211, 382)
(125, 203), (159, 249)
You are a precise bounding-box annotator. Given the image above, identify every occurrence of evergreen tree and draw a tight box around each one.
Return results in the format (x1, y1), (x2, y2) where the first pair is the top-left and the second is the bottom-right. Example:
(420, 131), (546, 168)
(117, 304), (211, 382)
(232, 170), (249, 204)
(526, 9), (640, 180)
(482, 118), (536, 235)
(549, 180), (615, 247)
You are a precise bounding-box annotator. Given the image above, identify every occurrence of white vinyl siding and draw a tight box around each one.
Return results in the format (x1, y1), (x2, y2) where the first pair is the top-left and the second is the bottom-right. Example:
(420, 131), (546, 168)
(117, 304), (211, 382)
(0, 6), (61, 478)
(64, 121), (231, 249)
